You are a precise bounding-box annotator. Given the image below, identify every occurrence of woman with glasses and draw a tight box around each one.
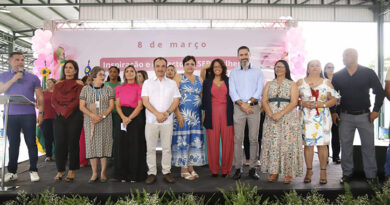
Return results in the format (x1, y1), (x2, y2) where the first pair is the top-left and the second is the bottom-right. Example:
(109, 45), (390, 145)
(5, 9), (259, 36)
(79, 66), (115, 183)
(323, 63), (341, 164)
(260, 60), (303, 184)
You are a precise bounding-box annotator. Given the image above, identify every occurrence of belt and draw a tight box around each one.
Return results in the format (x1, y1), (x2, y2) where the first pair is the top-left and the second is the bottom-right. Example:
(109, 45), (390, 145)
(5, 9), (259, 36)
(341, 109), (370, 115)
(269, 97), (290, 108)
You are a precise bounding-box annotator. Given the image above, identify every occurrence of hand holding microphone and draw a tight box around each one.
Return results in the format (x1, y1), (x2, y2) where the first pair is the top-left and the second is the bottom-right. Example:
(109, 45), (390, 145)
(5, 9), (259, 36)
(12, 68), (24, 83)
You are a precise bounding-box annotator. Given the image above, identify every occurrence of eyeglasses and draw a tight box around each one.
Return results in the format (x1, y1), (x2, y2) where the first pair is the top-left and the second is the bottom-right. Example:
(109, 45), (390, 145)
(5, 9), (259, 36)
(214, 66), (222, 68)
(275, 66), (285, 69)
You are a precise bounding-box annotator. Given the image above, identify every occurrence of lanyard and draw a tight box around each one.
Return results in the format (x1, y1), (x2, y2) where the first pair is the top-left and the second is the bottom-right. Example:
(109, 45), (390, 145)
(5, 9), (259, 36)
(92, 85), (102, 102)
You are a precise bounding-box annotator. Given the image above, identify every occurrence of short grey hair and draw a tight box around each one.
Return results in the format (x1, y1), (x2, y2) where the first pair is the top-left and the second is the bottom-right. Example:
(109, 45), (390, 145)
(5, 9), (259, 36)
(90, 66), (105, 79)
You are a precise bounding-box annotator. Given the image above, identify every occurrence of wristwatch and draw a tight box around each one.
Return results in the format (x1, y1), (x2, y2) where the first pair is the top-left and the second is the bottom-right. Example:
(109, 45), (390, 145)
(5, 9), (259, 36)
(102, 115), (106, 119)
(247, 100), (252, 104)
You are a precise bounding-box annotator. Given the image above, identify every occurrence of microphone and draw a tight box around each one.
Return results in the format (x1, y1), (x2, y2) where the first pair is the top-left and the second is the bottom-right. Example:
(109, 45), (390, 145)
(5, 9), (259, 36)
(17, 68), (24, 82)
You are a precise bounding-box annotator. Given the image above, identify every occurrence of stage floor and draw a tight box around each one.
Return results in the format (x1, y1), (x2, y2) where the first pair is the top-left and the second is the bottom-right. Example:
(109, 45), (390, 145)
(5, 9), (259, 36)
(0, 153), (377, 202)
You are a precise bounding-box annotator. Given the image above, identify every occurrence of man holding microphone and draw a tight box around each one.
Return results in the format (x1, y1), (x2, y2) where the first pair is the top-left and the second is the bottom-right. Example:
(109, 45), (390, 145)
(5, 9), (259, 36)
(0, 52), (44, 182)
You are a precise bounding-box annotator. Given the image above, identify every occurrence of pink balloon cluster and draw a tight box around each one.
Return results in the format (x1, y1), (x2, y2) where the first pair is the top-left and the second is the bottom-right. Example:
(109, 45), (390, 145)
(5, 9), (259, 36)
(283, 27), (307, 80)
(32, 29), (54, 79)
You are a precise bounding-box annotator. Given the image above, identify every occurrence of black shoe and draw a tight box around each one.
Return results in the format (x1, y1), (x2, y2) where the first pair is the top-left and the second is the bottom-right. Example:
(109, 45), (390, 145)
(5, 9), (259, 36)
(222, 174), (227, 178)
(233, 169), (242, 180)
(248, 168), (260, 180)
(88, 177), (99, 183)
(333, 158), (341, 164)
(212, 174), (218, 177)
(340, 175), (352, 184)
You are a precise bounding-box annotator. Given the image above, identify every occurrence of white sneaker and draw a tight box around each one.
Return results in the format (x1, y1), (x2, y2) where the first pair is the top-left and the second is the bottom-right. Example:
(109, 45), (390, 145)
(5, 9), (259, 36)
(30, 171), (40, 182)
(257, 160), (261, 166)
(0, 173), (18, 182)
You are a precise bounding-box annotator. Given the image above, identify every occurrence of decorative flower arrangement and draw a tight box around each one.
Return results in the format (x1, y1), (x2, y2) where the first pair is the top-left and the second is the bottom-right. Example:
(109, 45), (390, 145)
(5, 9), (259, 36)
(309, 83), (320, 115)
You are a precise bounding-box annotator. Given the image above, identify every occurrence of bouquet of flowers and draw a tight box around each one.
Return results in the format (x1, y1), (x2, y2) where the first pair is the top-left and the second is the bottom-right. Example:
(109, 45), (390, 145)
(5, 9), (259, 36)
(310, 88), (320, 116)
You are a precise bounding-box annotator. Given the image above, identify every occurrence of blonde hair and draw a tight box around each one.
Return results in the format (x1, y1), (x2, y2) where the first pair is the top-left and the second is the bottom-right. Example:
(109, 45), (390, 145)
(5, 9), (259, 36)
(123, 65), (139, 85)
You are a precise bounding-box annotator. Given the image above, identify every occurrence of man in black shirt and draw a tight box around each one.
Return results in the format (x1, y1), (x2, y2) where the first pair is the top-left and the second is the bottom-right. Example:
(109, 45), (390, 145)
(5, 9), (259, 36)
(331, 48), (385, 184)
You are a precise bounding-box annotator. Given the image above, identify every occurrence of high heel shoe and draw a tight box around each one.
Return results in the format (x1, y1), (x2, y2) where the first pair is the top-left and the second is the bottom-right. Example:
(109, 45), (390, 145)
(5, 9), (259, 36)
(64, 177), (74, 182)
(88, 177), (99, 183)
(54, 173), (64, 182)
(284, 176), (292, 184)
(304, 168), (313, 183)
(181, 172), (195, 180)
(320, 168), (327, 184)
(268, 174), (278, 182)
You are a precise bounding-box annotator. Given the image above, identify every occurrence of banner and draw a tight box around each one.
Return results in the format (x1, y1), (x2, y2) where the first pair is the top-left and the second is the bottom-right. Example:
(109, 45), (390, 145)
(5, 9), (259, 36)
(52, 29), (288, 79)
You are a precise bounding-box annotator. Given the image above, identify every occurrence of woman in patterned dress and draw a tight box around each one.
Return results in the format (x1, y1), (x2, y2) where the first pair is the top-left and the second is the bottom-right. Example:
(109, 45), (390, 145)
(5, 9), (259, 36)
(172, 56), (206, 180)
(260, 60), (303, 184)
(79, 66), (115, 183)
(297, 60), (339, 184)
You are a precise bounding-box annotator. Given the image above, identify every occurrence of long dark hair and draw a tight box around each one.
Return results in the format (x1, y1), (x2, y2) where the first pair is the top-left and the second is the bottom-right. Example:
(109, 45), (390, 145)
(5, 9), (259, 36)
(60, 60), (79, 80)
(323, 62), (333, 79)
(306, 60), (324, 78)
(106, 66), (121, 82)
(274, 60), (292, 80)
(209, 58), (228, 81)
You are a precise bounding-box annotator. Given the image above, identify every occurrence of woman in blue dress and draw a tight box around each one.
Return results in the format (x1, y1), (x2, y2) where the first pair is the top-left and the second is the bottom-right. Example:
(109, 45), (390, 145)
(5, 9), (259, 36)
(172, 55), (206, 180)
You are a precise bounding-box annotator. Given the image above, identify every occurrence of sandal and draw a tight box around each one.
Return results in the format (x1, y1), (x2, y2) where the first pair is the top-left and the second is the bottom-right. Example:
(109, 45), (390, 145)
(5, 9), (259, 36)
(268, 174), (278, 182)
(304, 168), (313, 183)
(284, 175), (292, 184)
(181, 172), (195, 180)
(190, 170), (199, 179)
(64, 177), (74, 182)
(54, 172), (65, 182)
(320, 168), (327, 184)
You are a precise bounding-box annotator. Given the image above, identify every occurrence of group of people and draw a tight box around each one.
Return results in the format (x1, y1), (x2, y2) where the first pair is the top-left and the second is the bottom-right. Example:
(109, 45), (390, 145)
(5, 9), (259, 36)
(0, 46), (387, 186)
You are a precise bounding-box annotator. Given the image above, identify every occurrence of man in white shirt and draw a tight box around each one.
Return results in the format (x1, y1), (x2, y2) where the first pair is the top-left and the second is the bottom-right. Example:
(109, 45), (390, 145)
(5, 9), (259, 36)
(142, 57), (181, 184)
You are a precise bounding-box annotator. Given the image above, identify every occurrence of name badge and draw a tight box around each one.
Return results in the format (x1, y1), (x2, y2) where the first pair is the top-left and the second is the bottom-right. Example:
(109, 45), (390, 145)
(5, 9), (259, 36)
(95, 101), (100, 108)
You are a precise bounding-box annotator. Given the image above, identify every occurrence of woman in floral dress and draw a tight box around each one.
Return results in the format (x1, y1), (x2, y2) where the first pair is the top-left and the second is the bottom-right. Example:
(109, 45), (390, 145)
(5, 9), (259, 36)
(172, 56), (206, 180)
(260, 60), (303, 184)
(297, 60), (339, 184)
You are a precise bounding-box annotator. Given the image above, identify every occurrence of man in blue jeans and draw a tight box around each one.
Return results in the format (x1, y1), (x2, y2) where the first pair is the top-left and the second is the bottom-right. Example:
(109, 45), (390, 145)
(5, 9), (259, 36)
(0, 52), (44, 182)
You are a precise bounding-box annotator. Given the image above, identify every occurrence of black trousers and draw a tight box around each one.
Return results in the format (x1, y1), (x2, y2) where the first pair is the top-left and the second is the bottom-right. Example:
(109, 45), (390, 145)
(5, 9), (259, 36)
(244, 112), (266, 160)
(331, 123), (341, 160)
(54, 110), (83, 172)
(40, 119), (55, 157)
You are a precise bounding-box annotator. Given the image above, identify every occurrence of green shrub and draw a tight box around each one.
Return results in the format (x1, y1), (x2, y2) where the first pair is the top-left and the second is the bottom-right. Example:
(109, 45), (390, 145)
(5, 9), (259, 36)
(219, 182), (263, 205)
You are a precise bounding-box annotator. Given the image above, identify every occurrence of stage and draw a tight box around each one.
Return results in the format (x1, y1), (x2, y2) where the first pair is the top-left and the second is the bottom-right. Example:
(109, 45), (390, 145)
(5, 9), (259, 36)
(0, 152), (379, 203)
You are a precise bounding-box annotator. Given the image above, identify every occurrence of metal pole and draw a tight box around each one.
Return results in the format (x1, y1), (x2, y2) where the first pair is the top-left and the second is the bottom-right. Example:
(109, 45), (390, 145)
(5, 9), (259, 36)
(1, 98), (9, 191)
(377, 2), (384, 129)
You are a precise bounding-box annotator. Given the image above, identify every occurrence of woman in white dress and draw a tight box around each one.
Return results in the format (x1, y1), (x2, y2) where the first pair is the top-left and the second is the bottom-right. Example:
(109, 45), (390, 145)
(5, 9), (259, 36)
(297, 60), (339, 184)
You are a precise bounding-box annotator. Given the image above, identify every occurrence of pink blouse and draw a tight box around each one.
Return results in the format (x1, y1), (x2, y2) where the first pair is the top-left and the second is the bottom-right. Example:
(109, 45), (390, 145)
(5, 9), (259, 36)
(115, 83), (142, 108)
